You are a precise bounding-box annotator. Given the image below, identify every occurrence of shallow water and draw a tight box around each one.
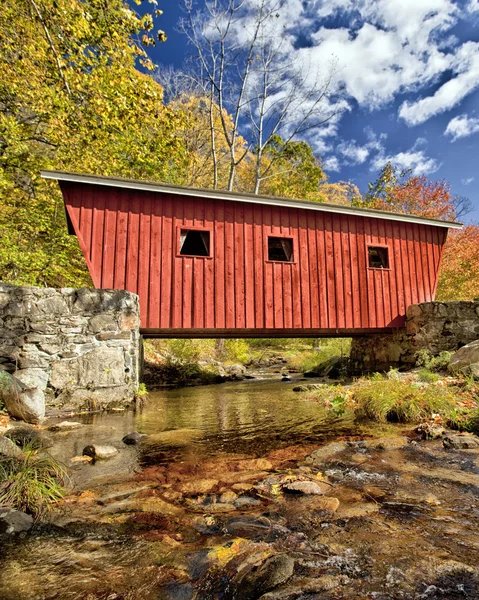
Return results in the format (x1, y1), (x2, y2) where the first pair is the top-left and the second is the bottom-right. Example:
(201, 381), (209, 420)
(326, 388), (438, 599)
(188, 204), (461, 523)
(1, 378), (479, 600)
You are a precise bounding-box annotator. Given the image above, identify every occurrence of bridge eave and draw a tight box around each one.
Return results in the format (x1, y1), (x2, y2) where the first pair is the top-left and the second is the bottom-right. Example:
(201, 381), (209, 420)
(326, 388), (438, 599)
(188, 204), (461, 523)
(140, 328), (403, 339)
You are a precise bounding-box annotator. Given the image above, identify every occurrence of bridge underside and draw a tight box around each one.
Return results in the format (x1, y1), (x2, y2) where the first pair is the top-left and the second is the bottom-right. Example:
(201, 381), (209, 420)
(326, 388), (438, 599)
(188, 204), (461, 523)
(141, 327), (401, 339)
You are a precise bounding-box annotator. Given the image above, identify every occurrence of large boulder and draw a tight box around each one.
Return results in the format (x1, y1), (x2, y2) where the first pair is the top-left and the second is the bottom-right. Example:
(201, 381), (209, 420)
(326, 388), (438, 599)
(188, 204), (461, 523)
(0, 509), (33, 535)
(0, 370), (46, 424)
(0, 434), (25, 459)
(448, 340), (479, 379)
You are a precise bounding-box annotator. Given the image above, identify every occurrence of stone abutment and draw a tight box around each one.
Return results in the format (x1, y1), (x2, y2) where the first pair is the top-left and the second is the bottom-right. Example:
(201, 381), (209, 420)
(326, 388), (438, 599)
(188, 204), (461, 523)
(0, 284), (140, 422)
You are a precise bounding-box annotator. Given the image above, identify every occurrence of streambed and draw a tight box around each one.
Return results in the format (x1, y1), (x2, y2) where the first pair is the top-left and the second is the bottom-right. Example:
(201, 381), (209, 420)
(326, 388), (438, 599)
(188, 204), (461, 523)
(1, 377), (479, 599)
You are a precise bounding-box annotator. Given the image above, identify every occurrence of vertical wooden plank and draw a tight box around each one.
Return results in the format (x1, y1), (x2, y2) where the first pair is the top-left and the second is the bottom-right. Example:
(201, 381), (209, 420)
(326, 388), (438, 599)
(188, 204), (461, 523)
(234, 203), (246, 328)
(400, 222), (413, 311)
(244, 203), (255, 329)
(298, 209), (311, 328)
(341, 215), (353, 329)
(159, 193), (173, 328)
(204, 198), (215, 329)
(281, 207), (293, 328)
(253, 205), (265, 329)
(332, 215), (344, 328)
(425, 226), (437, 303)
(364, 218), (377, 328)
(420, 225), (433, 302)
(171, 197), (183, 329)
(307, 212), (319, 328)
(101, 188), (117, 290)
(348, 217), (361, 329)
(113, 190), (129, 292)
(324, 212), (336, 329)
(148, 193), (162, 329)
(90, 188), (106, 288)
(385, 220), (398, 324)
(356, 217), (369, 329)
(79, 184), (94, 263)
(125, 192), (139, 295)
(193, 198), (205, 329)
(377, 219), (391, 328)
(137, 192), (151, 328)
(315, 213), (328, 329)
(392, 221), (405, 320)
(215, 201), (226, 328)
(412, 223), (425, 303)
(224, 200), (236, 328)
(289, 209), (302, 328)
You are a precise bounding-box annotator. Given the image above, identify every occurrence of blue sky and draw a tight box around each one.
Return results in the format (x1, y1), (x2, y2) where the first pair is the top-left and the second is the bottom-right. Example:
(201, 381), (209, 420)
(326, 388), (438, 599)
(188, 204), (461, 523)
(138, 1), (479, 222)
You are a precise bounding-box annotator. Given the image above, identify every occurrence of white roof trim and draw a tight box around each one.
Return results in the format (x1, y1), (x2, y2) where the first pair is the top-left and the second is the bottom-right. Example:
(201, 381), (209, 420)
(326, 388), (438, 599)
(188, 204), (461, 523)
(41, 170), (462, 229)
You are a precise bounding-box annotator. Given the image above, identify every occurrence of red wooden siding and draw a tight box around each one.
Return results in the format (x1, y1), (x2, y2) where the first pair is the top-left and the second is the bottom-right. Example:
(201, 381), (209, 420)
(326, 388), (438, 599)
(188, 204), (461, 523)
(61, 182), (447, 333)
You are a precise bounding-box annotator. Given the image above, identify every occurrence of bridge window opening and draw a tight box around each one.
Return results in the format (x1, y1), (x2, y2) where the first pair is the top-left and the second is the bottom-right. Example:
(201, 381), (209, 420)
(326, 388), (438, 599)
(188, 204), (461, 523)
(368, 246), (389, 269)
(268, 237), (294, 262)
(180, 229), (210, 257)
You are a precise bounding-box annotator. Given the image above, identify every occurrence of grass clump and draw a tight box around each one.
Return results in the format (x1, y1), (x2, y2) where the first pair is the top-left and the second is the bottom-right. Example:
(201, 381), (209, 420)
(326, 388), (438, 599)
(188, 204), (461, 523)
(353, 377), (456, 423)
(136, 383), (148, 397)
(0, 446), (69, 520)
(418, 369), (441, 383)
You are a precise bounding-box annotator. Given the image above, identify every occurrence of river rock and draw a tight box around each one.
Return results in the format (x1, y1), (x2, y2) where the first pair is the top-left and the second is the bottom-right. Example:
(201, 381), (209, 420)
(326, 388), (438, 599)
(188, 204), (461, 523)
(220, 490), (238, 503)
(234, 496), (262, 508)
(82, 444), (119, 459)
(0, 370), (46, 424)
(293, 383), (325, 392)
(448, 340), (479, 378)
(0, 508), (33, 535)
(443, 434), (479, 449)
(192, 515), (221, 534)
(416, 423), (447, 440)
(48, 421), (84, 432)
(232, 554), (295, 599)
(225, 364), (247, 379)
(179, 479), (219, 495)
(122, 432), (148, 445)
(4, 427), (53, 449)
(0, 434), (25, 459)
(305, 442), (348, 466)
(283, 480), (330, 495)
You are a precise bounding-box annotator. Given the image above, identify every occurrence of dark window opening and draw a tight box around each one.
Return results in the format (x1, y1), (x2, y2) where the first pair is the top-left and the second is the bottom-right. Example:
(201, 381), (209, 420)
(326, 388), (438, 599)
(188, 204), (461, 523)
(180, 229), (210, 257)
(368, 246), (389, 269)
(268, 237), (294, 262)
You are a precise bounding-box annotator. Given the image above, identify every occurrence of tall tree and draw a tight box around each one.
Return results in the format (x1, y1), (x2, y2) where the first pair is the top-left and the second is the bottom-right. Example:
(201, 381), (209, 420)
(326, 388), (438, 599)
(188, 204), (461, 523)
(0, 0), (188, 287)
(436, 224), (479, 301)
(363, 163), (471, 221)
(180, 0), (338, 193)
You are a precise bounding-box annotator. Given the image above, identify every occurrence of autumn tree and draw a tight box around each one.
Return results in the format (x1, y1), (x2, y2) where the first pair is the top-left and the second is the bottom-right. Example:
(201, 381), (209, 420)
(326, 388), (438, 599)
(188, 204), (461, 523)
(436, 224), (479, 301)
(180, 0), (338, 193)
(363, 162), (471, 221)
(365, 164), (477, 302)
(0, 0), (189, 287)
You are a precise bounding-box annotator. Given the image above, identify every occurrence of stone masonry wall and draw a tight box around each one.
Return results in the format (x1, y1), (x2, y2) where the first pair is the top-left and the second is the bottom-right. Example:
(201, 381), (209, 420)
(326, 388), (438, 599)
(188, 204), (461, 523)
(0, 284), (140, 422)
(350, 301), (479, 373)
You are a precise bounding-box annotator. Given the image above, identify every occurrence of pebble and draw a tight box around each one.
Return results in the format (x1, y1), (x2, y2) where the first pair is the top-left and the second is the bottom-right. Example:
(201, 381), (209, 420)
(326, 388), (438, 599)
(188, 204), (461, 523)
(82, 445), (119, 460)
(48, 421), (84, 432)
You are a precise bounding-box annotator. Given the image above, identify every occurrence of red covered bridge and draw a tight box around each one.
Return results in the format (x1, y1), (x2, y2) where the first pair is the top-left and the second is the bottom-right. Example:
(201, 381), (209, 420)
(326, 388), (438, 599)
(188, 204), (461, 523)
(42, 171), (461, 338)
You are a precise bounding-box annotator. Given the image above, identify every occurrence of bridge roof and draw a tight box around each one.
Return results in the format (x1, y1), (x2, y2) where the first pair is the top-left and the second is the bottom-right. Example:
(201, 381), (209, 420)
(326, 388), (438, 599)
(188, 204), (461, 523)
(41, 170), (462, 230)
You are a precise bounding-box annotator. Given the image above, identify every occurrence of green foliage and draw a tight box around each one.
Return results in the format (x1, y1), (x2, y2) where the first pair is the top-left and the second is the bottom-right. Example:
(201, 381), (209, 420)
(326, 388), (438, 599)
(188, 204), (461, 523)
(288, 338), (351, 373)
(353, 377), (457, 423)
(0, 0), (189, 287)
(136, 383), (148, 397)
(418, 369), (441, 383)
(0, 447), (69, 519)
(415, 350), (453, 372)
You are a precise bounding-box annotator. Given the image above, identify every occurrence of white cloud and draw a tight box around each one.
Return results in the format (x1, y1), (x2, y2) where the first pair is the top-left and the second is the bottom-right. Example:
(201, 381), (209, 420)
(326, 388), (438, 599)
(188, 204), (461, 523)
(445, 113), (479, 141)
(370, 138), (440, 176)
(323, 156), (341, 172)
(399, 42), (479, 125)
(461, 176), (475, 185)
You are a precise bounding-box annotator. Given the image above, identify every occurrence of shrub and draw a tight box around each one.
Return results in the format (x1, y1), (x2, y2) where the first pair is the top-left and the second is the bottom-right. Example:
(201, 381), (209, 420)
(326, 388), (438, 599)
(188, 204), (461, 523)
(415, 350), (453, 372)
(353, 378), (456, 423)
(466, 410), (479, 435)
(0, 447), (69, 519)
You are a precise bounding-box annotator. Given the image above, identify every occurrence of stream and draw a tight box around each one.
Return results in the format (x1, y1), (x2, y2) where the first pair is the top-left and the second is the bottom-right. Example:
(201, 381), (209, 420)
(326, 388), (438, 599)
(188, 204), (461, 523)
(1, 376), (479, 599)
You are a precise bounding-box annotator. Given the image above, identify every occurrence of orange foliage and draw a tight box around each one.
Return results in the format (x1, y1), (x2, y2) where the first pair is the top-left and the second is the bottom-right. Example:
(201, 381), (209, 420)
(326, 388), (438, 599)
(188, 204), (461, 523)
(437, 224), (479, 301)
(369, 175), (458, 221)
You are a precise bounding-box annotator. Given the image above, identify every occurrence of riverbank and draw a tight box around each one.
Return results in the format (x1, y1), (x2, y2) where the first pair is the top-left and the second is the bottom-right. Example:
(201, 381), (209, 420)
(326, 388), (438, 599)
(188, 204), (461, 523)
(1, 377), (479, 599)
